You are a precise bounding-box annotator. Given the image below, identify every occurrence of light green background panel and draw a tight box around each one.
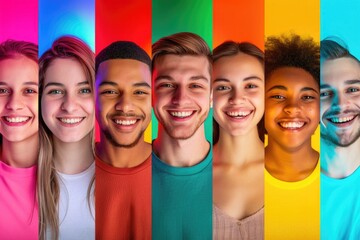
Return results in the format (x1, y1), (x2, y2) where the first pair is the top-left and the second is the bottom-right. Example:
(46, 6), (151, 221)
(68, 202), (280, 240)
(152, 0), (213, 141)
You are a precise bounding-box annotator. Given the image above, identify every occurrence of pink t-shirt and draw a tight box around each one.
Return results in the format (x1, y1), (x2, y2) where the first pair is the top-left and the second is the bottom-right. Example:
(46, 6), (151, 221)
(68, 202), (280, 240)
(0, 161), (38, 240)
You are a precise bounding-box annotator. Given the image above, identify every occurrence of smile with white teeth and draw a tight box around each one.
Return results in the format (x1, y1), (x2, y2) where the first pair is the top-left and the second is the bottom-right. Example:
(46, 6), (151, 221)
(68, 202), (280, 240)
(329, 116), (355, 124)
(279, 121), (305, 129)
(226, 111), (251, 118)
(169, 111), (193, 118)
(59, 118), (83, 124)
(114, 119), (137, 125)
(5, 117), (30, 123)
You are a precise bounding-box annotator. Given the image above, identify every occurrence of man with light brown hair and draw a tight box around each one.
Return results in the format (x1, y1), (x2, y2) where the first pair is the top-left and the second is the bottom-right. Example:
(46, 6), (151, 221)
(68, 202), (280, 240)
(152, 32), (212, 239)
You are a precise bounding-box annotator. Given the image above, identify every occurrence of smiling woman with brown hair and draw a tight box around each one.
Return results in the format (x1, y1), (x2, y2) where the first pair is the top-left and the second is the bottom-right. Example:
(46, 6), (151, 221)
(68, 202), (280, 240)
(212, 41), (265, 239)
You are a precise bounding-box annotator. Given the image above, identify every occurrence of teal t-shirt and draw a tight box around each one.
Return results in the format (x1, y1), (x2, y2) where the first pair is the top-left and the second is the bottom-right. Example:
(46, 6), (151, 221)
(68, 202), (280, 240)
(321, 167), (360, 239)
(152, 150), (212, 240)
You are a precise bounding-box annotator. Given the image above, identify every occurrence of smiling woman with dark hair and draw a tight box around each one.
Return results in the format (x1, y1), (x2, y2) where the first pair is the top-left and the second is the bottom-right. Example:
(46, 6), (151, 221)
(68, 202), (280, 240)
(264, 34), (320, 239)
(212, 41), (265, 239)
(0, 39), (39, 239)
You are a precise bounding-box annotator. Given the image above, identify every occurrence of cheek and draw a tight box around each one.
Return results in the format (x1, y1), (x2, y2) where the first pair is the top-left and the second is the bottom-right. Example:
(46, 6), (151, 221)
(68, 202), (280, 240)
(82, 98), (95, 116)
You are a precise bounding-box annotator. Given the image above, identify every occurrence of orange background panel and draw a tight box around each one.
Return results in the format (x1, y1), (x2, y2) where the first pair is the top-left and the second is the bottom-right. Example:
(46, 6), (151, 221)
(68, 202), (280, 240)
(213, 0), (264, 50)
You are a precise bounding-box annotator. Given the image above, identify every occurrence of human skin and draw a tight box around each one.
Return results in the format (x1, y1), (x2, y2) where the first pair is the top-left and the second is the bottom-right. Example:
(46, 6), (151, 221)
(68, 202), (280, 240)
(96, 59), (152, 168)
(265, 67), (319, 181)
(212, 52), (264, 220)
(152, 54), (211, 167)
(0, 56), (38, 143)
(42, 58), (94, 143)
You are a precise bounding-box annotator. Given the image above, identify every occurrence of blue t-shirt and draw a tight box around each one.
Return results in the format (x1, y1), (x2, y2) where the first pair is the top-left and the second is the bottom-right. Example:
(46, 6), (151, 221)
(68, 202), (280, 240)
(321, 167), (360, 239)
(152, 150), (212, 240)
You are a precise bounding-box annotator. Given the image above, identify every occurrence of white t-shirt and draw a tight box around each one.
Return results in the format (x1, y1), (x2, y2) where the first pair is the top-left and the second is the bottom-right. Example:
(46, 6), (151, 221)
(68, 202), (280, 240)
(57, 162), (95, 240)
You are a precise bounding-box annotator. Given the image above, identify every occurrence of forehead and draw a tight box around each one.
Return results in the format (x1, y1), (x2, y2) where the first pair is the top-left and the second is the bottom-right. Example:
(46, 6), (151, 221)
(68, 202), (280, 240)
(213, 53), (263, 78)
(97, 59), (151, 86)
(0, 56), (38, 84)
(321, 57), (360, 85)
(153, 54), (210, 80)
(266, 67), (318, 90)
(45, 58), (85, 83)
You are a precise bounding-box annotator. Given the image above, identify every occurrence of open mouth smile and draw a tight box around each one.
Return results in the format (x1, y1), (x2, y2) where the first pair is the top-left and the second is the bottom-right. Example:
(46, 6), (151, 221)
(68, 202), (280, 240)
(168, 111), (195, 119)
(114, 119), (138, 126)
(328, 116), (356, 124)
(58, 117), (84, 124)
(278, 121), (306, 130)
(4, 116), (31, 123)
(226, 110), (252, 118)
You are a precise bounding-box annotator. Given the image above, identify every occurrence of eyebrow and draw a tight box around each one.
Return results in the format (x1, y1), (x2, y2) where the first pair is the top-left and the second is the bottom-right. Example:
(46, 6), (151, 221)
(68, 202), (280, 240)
(213, 76), (263, 83)
(267, 85), (319, 93)
(0, 81), (38, 86)
(99, 80), (150, 88)
(345, 79), (360, 85)
(155, 75), (209, 83)
(44, 80), (89, 88)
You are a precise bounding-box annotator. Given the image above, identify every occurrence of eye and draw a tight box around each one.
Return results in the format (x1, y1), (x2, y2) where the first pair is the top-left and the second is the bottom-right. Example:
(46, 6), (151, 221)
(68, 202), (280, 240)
(346, 87), (360, 93)
(0, 88), (10, 94)
(24, 89), (37, 94)
(134, 90), (149, 95)
(159, 83), (174, 88)
(245, 84), (258, 89)
(215, 85), (231, 91)
(100, 90), (117, 95)
(301, 95), (315, 101)
(320, 91), (333, 98)
(190, 83), (203, 89)
(270, 95), (285, 100)
(79, 88), (92, 94)
(48, 89), (63, 95)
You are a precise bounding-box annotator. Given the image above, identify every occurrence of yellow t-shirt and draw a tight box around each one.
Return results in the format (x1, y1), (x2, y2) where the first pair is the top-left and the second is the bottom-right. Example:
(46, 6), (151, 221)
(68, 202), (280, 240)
(265, 161), (320, 240)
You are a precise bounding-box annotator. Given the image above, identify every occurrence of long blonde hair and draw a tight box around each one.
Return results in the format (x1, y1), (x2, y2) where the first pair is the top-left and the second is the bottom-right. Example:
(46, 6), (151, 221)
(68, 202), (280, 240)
(37, 36), (95, 240)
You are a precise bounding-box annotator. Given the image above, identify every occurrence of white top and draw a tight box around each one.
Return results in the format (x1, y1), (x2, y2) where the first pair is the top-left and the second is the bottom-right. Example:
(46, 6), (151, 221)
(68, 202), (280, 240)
(57, 162), (95, 240)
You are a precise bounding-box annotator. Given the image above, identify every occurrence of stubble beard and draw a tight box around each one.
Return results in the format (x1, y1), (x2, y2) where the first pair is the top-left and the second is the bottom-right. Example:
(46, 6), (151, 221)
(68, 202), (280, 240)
(103, 128), (145, 148)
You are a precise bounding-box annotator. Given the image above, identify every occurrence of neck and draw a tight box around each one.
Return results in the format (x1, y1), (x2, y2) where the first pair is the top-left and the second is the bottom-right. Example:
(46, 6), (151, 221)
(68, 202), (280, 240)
(153, 126), (210, 167)
(2, 134), (38, 168)
(321, 137), (360, 178)
(96, 134), (151, 168)
(265, 138), (318, 181)
(214, 128), (263, 166)
(53, 134), (94, 174)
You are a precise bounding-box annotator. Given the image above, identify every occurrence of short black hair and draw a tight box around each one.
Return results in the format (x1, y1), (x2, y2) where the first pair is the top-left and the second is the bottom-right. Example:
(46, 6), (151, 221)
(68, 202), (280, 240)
(95, 41), (151, 73)
(321, 38), (359, 63)
(265, 34), (320, 83)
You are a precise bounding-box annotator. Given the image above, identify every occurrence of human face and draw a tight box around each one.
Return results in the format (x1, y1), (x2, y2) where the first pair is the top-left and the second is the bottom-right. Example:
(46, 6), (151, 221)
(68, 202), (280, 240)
(265, 67), (319, 151)
(213, 53), (264, 137)
(41, 58), (94, 143)
(320, 57), (360, 147)
(153, 54), (211, 140)
(0, 56), (38, 142)
(96, 59), (151, 148)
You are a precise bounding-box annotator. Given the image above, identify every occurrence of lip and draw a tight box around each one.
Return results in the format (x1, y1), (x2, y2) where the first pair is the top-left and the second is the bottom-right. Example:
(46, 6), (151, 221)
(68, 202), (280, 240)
(277, 118), (308, 131)
(57, 117), (85, 127)
(2, 116), (32, 126)
(112, 117), (140, 132)
(326, 114), (357, 128)
(167, 110), (196, 121)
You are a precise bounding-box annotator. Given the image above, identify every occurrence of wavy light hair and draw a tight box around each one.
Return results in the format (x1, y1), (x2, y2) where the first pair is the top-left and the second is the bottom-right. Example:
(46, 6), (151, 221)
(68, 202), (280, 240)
(38, 36), (95, 240)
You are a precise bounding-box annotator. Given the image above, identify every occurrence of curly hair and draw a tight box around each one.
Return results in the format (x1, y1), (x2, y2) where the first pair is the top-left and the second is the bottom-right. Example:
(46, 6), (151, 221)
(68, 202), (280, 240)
(265, 34), (320, 84)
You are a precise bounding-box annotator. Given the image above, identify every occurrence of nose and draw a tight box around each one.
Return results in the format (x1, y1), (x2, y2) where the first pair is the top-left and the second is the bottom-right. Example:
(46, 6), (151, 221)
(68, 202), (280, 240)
(115, 93), (134, 113)
(5, 93), (25, 110)
(283, 101), (301, 115)
(61, 93), (79, 113)
(229, 89), (247, 105)
(171, 86), (191, 105)
(332, 92), (348, 107)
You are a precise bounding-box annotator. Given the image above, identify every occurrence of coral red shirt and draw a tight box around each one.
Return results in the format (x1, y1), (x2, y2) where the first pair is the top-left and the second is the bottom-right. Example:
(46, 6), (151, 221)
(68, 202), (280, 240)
(95, 154), (151, 240)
